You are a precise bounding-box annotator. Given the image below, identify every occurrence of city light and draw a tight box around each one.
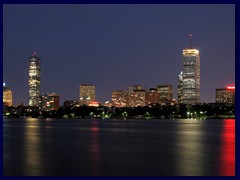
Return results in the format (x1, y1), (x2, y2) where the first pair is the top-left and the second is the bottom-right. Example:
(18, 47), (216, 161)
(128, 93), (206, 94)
(227, 86), (235, 90)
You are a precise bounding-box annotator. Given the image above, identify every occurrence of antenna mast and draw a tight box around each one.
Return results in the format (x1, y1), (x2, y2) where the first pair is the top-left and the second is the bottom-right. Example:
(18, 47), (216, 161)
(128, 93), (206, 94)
(189, 34), (193, 48)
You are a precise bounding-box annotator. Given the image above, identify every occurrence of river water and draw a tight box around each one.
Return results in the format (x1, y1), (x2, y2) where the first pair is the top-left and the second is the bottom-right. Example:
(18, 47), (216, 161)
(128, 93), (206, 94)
(3, 118), (235, 176)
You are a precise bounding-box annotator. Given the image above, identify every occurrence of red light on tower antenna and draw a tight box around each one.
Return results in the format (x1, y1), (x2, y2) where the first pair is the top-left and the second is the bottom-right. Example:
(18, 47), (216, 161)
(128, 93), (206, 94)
(227, 86), (235, 90)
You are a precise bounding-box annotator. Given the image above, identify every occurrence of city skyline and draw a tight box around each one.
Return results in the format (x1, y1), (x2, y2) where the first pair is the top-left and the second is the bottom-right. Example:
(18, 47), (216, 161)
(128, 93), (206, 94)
(3, 4), (235, 105)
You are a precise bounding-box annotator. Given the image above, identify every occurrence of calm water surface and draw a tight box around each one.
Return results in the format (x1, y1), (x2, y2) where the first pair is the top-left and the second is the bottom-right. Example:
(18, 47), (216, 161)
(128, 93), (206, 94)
(3, 118), (235, 176)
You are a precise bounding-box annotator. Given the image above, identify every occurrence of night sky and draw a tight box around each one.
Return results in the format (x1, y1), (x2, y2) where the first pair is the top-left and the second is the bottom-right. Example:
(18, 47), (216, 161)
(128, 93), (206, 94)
(3, 4), (235, 106)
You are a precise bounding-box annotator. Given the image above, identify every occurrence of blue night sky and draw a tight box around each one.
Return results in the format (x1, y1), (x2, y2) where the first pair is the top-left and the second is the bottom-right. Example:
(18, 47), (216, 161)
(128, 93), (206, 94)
(3, 4), (235, 106)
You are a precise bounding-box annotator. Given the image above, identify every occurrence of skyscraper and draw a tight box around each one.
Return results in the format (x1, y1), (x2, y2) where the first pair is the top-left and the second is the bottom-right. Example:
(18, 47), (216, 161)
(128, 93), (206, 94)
(182, 35), (200, 104)
(29, 52), (41, 106)
(178, 71), (183, 104)
(3, 83), (13, 106)
(79, 84), (96, 106)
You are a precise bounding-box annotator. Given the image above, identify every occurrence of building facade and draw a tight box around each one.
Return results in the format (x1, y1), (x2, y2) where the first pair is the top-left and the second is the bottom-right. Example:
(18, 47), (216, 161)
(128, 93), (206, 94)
(3, 83), (13, 106)
(29, 52), (41, 106)
(39, 93), (60, 111)
(216, 86), (235, 104)
(146, 88), (160, 105)
(178, 71), (183, 104)
(182, 47), (200, 105)
(79, 84), (96, 106)
(112, 90), (128, 107)
(157, 85), (173, 104)
(129, 89), (146, 107)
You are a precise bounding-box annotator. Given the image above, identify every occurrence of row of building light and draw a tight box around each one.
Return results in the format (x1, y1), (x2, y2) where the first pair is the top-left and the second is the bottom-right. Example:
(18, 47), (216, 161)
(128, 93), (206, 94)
(3, 81), (235, 109)
(77, 84), (174, 108)
(3, 36), (235, 109)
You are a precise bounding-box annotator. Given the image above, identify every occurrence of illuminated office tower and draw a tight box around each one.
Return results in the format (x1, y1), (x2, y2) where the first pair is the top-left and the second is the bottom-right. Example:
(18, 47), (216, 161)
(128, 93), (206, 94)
(3, 83), (13, 106)
(39, 92), (60, 111)
(112, 90), (128, 107)
(157, 85), (173, 104)
(216, 86), (235, 104)
(178, 71), (183, 104)
(29, 52), (41, 106)
(182, 35), (200, 104)
(79, 84), (96, 106)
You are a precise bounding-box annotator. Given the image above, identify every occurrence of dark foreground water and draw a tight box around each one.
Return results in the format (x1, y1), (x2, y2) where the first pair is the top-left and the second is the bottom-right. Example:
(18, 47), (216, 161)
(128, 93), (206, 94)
(3, 118), (235, 176)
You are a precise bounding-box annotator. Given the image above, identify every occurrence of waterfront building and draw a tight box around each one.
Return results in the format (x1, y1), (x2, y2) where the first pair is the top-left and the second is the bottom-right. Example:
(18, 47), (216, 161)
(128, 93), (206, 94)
(178, 71), (183, 104)
(3, 83), (13, 106)
(39, 93), (59, 111)
(129, 89), (146, 107)
(89, 101), (100, 107)
(79, 84), (96, 106)
(182, 35), (200, 104)
(216, 86), (235, 104)
(146, 88), (160, 105)
(63, 100), (80, 109)
(112, 90), (128, 107)
(29, 52), (41, 106)
(157, 85), (173, 104)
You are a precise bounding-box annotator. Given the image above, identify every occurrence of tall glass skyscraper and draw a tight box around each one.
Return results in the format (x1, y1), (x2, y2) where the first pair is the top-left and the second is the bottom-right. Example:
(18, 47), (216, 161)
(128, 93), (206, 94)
(177, 71), (183, 104)
(182, 37), (200, 105)
(29, 52), (41, 106)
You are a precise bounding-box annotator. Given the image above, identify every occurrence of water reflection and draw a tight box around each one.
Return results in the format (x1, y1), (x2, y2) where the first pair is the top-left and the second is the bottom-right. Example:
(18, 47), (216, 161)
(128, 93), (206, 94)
(89, 120), (101, 175)
(3, 118), (235, 176)
(219, 119), (235, 176)
(22, 118), (43, 175)
(175, 119), (205, 175)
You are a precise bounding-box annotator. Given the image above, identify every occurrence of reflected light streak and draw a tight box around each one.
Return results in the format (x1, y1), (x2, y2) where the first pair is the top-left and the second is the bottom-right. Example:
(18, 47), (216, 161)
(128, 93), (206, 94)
(175, 121), (204, 175)
(23, 120), (43, 175)
(89, 120), (101, 175)
(219, 119), (235, 176)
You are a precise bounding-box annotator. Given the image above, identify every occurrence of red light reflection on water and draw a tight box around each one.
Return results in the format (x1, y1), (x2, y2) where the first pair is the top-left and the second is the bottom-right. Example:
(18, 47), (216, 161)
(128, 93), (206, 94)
(219, 119), (235, 176)
(89, 120), (101, 175)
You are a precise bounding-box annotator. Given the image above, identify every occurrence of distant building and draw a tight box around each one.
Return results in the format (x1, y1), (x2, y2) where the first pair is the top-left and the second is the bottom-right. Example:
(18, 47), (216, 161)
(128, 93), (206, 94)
(3, 83), (13, 106)
(128, 85), (143, 93)
(157, 85), (173, 104)
(178, 71), (183, 104)
(112, 90), (128, 107)
(216, 86), (235, 104)
(79, 84), (96, 106)
(182, 35), (200, 105)
(39, 93), (59, 111)
(129, 89), (146, 107)
(89, 101), (100, 107)
(63, 100), (80, 109)
(29, 52), (41, 106)
(146, 88), (160, 105)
